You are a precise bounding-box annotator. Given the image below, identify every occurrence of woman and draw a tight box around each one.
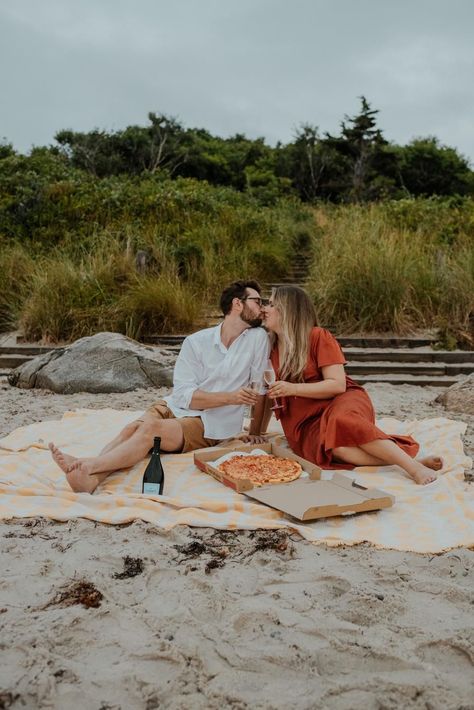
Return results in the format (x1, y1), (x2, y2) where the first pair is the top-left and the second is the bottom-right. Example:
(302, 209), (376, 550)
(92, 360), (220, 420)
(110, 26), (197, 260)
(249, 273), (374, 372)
(263, 285), (442, 485)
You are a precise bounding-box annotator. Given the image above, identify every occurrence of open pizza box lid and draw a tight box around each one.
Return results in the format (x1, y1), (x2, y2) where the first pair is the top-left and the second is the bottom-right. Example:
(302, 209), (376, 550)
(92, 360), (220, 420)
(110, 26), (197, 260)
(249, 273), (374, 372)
(194, 442), (395, 520)
(244, 472), (394, 521)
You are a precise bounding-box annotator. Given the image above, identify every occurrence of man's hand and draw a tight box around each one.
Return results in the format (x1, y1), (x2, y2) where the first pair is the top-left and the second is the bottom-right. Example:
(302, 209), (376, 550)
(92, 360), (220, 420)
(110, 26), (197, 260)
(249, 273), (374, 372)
(267, 380), (296, 398)
(236, 432), (268, 444)
(229, 387), (259, 406)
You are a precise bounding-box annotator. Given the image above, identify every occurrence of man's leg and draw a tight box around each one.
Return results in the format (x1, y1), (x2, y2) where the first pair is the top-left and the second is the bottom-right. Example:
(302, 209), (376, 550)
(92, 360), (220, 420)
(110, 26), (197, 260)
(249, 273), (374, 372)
(51, 415), (184, 494)
(50, 420), (142, 475)
(98, 420), (141, 456)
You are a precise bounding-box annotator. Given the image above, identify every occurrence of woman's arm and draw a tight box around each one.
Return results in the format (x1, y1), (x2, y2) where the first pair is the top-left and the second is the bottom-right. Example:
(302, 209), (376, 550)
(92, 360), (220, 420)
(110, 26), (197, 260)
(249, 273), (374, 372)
(267, 364), (346, 400)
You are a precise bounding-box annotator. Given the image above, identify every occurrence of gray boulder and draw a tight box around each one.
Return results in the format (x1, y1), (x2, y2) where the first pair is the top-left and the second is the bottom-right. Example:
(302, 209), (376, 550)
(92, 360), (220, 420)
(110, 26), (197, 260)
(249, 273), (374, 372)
(8, 332), (176, 393)
(435, 374), (474, 415)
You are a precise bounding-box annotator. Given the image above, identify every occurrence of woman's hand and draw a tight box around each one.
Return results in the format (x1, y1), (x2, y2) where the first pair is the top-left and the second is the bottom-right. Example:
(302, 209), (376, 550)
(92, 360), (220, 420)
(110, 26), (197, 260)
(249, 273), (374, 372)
(267, 380), (297, 398)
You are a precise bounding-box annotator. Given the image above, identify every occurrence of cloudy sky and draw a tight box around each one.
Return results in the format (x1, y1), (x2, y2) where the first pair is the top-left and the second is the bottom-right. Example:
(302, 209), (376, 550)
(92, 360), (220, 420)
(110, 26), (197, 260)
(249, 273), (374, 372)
(1, 0), (473, 162)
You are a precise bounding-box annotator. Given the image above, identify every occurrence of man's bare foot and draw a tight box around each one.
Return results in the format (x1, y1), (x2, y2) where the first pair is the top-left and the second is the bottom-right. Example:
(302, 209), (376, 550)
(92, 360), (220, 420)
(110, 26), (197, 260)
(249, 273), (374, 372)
(65, 464), (104, 494)
(410, 462), (438, 485)
(418, 455), (444, 471)
(49, 444), (103, 493)
(49, 443), (77, 474)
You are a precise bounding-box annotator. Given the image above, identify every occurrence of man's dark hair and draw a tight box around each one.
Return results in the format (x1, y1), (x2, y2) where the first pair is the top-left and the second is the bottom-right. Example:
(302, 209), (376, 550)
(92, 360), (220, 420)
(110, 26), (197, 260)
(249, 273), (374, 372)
(219, 280), (261, 316)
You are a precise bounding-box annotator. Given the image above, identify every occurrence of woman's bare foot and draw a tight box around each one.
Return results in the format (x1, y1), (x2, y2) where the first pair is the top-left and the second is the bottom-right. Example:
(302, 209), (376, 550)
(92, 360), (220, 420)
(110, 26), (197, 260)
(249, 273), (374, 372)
(409, 462), (438, 485)
(418, 455), (444, 471)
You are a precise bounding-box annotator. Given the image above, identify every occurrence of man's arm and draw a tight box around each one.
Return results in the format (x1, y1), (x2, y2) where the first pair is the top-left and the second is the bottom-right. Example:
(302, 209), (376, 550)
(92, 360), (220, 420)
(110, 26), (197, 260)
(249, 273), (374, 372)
(190, 387), (258, 410)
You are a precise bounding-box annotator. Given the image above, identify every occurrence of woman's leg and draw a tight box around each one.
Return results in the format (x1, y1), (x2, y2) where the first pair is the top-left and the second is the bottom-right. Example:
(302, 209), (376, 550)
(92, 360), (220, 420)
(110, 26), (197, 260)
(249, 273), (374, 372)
(332, 446), (385, 466)
(334, 439), (438, 485)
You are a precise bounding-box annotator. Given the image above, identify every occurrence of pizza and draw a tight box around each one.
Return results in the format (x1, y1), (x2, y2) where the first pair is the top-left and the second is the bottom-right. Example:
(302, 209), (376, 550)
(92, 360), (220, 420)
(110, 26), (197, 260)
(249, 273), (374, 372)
(218, 454), (302, 486)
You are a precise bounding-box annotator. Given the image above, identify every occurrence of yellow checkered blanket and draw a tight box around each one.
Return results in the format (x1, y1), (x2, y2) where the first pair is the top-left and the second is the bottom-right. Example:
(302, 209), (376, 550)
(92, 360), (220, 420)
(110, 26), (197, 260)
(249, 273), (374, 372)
(0, 409), (472, 553)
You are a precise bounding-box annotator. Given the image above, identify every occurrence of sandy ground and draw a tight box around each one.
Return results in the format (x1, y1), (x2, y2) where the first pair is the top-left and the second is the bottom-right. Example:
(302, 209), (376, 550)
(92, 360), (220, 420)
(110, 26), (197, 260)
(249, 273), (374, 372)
(1, 379), (473, 710)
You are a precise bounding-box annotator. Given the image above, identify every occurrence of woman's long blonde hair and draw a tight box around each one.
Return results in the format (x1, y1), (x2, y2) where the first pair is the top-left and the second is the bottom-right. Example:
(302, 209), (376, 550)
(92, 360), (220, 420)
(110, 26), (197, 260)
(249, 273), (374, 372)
(271, 285), (317, 382)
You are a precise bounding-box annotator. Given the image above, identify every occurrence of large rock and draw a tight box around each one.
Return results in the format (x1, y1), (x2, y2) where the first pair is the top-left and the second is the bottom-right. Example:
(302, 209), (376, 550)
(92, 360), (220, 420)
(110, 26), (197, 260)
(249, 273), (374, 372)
(8, 332), (176, 393)
(435, 374), (474, 415)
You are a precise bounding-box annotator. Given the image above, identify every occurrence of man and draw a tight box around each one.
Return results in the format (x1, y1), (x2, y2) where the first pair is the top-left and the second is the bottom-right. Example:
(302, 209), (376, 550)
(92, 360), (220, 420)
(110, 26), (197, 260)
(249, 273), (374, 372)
(49, 280), (269, 494)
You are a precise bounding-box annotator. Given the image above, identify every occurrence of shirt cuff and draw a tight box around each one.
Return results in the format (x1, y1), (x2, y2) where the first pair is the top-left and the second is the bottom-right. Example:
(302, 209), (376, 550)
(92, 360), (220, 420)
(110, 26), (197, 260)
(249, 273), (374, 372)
(172, 385), (197, 410)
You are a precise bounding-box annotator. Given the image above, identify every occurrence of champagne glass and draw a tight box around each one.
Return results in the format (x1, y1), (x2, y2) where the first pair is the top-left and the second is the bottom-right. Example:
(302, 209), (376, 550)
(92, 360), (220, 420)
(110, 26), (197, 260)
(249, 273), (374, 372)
(263, 364), (283, 410)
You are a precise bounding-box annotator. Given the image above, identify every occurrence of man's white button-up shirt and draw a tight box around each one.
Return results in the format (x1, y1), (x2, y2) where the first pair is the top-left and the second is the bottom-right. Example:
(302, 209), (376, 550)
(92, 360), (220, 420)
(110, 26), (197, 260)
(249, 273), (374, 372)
(164, 323), (270, 439)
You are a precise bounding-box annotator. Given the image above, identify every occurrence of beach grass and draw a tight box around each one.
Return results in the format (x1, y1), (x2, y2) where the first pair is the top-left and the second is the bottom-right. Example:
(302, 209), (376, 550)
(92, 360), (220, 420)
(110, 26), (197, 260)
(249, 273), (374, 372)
(307, 199), (474, 342)
(0, 174), (311, 341)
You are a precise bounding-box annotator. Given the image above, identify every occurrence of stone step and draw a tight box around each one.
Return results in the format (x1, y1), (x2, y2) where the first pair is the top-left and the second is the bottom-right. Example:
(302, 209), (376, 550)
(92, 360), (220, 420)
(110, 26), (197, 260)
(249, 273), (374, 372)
(347, 362), (474, 376)
(264, 281), (307, 289)
(144, 333), (439, 351)
(345, 348), (474, 364)
(0, 354), (35, 368)
(337, 335), (437, 348)
(354, 374), (461, 387)
(0, 345), (60, 356)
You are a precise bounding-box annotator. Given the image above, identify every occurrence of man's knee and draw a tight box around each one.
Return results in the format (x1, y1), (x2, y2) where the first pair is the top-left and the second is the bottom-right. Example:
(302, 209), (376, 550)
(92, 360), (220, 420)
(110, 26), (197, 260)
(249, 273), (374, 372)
(120, 420), (142, 440)
(137, 417), (184, 453)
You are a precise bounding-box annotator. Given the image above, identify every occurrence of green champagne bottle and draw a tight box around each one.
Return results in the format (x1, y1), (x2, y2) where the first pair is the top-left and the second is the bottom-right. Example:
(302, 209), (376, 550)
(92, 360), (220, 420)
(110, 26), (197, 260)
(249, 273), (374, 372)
(142, 437), (165, 495)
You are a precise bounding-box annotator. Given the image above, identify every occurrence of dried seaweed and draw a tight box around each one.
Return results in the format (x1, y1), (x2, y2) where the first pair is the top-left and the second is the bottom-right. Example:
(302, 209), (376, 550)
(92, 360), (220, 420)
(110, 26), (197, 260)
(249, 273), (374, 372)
(44, 580), (103, 609)
(113, 556), (144, 579)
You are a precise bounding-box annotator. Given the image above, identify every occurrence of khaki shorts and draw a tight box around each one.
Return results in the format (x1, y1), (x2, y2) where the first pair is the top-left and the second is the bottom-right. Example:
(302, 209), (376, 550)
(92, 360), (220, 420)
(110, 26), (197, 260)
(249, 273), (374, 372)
(140, 399), (221, 453)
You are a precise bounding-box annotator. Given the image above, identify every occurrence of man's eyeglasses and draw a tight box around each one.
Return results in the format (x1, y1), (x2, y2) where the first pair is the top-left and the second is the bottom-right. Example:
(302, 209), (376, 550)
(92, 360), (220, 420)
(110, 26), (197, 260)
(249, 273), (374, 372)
(241, 297), (269, 307)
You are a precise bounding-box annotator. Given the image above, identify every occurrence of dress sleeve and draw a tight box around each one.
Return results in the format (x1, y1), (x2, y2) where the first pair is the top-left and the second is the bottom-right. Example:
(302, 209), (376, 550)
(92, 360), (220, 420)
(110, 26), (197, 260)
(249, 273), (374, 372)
(311, 328), (346, 368)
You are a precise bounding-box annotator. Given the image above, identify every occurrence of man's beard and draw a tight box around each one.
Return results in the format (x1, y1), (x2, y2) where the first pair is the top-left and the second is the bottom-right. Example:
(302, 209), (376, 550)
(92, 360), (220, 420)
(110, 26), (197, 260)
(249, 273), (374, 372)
(240, 305), (262, 328)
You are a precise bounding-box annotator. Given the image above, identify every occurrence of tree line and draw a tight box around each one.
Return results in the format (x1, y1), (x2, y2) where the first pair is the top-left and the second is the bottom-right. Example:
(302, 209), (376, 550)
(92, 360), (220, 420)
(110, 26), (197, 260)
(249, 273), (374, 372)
(2, 97), (474, 204)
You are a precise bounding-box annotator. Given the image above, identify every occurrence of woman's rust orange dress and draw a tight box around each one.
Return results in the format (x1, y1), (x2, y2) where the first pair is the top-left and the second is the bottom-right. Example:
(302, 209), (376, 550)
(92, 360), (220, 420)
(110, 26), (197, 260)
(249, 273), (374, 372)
(270, 327), (419, 469)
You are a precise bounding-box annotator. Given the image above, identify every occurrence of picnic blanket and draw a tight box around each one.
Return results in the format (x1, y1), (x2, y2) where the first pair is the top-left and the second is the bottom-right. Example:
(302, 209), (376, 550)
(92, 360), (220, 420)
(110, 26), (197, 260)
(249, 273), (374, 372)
(0, 408), (472, 553)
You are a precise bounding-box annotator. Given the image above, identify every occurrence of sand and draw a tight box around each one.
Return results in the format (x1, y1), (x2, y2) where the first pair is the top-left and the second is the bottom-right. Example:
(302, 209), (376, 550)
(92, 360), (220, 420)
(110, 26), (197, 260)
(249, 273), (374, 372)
(1, 379), (473, 709)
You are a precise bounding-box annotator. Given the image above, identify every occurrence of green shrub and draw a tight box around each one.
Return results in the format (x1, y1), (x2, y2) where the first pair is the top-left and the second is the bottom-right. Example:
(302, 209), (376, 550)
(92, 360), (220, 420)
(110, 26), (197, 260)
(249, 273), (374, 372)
(0, 245), (34, 332)
(307, 201), (474, 336)
(116, 276), (199, 339)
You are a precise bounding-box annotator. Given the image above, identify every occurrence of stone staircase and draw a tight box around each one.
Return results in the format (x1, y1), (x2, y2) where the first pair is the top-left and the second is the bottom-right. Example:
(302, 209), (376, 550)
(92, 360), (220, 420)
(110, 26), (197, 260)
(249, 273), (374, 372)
(1, 334), (473, 387)
(264, 253), (311, 290)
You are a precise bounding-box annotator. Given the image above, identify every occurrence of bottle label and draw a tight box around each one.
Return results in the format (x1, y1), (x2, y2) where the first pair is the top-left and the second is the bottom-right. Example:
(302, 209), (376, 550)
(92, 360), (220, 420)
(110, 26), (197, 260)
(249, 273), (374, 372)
(143, 482), (162, 495)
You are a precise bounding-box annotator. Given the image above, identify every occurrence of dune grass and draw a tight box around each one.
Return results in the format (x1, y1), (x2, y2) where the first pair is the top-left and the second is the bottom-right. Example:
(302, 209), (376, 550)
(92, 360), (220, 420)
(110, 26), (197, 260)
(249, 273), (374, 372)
(2, 160), (472, 345)
(0, 175), (312, 342)
(307, 200), (474, 342)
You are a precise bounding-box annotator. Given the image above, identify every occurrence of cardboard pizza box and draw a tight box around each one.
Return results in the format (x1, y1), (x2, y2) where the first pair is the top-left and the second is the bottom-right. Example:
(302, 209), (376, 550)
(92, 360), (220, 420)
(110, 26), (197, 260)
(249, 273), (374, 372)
(193, 441), (321, 493)
(244, 472), (394, 521)
(194, 443), (395, 521)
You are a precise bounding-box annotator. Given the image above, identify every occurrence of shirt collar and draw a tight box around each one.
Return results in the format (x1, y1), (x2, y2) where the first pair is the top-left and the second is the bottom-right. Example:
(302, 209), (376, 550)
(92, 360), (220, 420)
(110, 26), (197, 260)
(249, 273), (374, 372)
(213, 322), (249, 351)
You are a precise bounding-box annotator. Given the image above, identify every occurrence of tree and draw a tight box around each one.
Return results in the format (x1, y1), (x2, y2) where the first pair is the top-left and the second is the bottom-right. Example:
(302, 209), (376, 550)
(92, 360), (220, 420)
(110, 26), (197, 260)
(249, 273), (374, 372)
(397, 138), (474, 196)
(325, 97), (398, 201)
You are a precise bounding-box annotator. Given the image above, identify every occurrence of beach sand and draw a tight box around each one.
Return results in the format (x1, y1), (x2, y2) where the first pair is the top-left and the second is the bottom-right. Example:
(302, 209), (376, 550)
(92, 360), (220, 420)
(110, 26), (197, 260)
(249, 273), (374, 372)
(1, 380), (473, 709)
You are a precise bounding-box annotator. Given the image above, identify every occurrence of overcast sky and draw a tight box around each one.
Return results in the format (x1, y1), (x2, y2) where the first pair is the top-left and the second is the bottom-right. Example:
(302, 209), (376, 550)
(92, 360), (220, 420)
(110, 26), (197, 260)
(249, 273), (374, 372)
(1, 0), (473, 162)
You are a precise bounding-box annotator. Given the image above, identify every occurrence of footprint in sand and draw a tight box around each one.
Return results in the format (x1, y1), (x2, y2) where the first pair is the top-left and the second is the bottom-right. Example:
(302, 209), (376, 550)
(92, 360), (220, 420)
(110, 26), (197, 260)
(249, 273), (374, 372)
(416, 640), (474, 672)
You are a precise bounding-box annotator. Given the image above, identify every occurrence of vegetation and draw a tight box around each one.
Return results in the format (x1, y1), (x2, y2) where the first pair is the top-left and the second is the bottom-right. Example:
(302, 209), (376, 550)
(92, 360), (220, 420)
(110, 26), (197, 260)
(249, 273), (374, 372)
(308, 198), (474, 344)
(52, 98), (474, 204)
(0, 152), (311, 341)
(1, 98), (473, 343)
